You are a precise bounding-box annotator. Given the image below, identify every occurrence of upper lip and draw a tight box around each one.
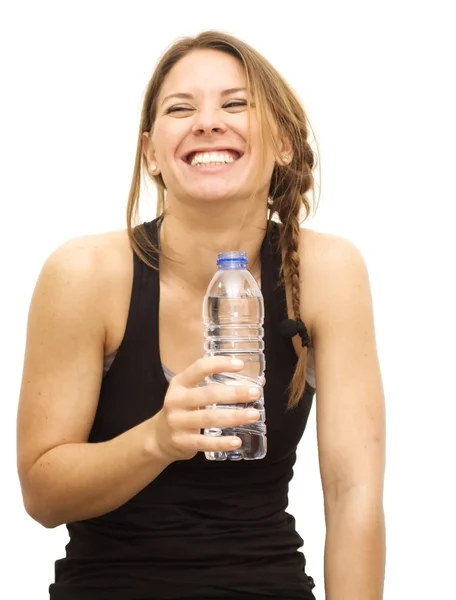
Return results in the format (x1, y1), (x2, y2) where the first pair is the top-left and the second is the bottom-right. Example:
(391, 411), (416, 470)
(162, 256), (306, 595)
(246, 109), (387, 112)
(182, 146), (244, 163)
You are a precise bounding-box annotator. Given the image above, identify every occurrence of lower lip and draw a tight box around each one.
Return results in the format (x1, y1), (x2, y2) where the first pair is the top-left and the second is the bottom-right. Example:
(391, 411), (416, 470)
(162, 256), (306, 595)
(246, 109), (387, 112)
(182, 156), (243, 174)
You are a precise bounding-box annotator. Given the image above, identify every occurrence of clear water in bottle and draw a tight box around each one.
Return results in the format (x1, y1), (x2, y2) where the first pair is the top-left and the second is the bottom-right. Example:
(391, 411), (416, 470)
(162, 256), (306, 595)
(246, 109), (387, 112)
(202, 251), (267, 461)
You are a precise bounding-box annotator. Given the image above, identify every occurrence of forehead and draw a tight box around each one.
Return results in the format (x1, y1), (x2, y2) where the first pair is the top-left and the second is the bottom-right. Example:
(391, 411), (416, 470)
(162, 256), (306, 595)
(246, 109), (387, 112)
(159, 49), (247, 99)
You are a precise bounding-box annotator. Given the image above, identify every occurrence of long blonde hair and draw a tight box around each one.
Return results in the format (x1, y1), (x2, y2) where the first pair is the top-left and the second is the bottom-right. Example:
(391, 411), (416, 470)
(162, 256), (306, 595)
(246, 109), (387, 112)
(126, 31), (319, 407)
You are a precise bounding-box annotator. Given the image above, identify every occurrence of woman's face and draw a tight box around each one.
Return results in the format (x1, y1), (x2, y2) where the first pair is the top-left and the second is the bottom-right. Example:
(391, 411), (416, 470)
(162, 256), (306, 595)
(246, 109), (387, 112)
(144, 49), (280, 208)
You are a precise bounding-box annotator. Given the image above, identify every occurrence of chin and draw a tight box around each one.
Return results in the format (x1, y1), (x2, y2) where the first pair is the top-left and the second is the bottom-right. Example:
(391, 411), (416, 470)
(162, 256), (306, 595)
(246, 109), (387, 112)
(182, 186), (243, 205)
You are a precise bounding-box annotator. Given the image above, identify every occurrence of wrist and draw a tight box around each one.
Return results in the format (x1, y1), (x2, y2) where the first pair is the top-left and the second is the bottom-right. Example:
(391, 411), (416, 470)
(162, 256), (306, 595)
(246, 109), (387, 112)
(143, 413), (174, 468)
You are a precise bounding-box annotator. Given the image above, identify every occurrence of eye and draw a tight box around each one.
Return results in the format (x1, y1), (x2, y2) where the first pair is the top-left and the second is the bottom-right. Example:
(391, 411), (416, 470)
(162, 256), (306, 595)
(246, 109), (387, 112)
(165, 105), (194, 114)
(223, 100), (248, 110)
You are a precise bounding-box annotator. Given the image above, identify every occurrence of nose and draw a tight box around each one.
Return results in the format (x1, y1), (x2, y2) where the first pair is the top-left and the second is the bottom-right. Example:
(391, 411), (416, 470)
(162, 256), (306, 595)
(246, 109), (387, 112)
(191, 107), (227, 136)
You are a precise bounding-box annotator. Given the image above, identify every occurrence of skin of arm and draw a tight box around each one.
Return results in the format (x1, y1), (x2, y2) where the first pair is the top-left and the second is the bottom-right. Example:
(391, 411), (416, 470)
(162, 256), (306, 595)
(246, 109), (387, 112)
(300, 230), (386, 599)
(16, 236), (171, 528)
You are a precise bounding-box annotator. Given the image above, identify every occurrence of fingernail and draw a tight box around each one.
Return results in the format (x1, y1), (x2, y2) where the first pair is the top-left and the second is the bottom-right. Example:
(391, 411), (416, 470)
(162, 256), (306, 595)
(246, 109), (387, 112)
(231, 359), (244, 367)
(246, 409), (259, 420)
(231, 438), (242, 447)
(248, 387), (261, 398)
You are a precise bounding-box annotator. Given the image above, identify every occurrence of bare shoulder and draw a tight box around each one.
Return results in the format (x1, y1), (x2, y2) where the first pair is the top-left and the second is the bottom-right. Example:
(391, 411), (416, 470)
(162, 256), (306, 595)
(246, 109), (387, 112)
(31, 229), (133, 350)
(298, 227), (371, 328)
(41, 229), (132, 283)
(37, 229), (132, 304)
(299, 227), (367, 281)
(280, 226), (370, 343)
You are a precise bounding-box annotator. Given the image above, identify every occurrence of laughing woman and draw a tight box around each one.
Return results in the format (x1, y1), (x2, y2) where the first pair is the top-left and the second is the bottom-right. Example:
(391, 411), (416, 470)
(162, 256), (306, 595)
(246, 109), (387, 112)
(17, 31), (386, 600)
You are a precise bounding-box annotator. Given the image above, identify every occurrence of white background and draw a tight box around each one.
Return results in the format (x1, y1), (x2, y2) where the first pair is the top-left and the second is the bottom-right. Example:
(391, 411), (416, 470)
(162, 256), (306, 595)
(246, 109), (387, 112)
(1, 1), (455, 598)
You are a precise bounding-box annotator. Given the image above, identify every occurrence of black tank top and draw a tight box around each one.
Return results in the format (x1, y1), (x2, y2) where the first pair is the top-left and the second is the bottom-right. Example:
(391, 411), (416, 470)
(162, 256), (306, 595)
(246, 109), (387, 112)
(49, 218), (316, 600)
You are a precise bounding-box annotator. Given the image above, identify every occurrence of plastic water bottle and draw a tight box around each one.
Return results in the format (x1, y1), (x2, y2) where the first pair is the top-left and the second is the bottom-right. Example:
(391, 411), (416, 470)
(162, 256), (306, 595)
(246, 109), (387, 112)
(202, 250), (267, 461)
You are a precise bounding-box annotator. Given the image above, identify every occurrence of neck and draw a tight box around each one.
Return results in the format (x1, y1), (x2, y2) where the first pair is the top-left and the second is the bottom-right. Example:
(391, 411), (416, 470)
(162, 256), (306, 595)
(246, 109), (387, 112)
(158, 198), (268, 292)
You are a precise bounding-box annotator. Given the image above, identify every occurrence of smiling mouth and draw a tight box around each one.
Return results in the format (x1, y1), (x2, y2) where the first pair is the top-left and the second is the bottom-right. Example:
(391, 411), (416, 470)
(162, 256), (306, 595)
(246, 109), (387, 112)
(184, 149), (243, 166)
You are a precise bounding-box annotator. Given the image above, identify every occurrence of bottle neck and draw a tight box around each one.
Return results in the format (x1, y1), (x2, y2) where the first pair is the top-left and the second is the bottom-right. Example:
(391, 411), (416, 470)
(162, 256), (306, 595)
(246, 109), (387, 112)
(216, 251), (248, 271)
(218, 263), (247, 271)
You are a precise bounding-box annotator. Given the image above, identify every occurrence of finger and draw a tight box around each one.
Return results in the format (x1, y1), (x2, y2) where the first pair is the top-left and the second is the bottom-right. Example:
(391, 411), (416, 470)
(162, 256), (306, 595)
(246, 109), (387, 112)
(185, 432), (245, 454)
(186, 382), (262, 409)
(176, 356), (244, 388)
(171, 406), (261, 431)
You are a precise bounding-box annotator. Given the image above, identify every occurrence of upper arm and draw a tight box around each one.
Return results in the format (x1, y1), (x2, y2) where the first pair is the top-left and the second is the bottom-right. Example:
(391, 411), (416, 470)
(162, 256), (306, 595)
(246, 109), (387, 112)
(301, 231), (385, 505)
(16, 238), (108, 488)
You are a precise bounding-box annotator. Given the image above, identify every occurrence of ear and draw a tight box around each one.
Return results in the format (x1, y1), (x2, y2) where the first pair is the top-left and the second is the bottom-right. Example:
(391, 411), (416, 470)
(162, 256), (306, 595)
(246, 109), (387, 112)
(142, 132), (161, 177)
(278, 134), (293, 166)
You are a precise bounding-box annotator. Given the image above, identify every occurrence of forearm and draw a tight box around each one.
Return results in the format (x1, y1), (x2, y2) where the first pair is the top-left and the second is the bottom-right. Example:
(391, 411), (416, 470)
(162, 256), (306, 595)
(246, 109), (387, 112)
(324, 489), (386, 600)
(21, 415), (171, 528)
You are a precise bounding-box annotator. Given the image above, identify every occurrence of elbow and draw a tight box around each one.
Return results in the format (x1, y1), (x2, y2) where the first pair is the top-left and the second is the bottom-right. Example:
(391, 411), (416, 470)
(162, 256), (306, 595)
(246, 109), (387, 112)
(18, 457), (65, 529)
(19, 478), (63, 529)
(324, 481), (384, 519)
(23, 494), (61, 529)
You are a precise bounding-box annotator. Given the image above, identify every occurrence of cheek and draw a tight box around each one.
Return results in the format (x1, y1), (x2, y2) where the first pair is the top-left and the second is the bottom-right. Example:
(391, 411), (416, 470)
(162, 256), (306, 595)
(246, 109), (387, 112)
(244, 119), (272, 163)
(249, 129), (275, 169)
(151, 120), (184, 162)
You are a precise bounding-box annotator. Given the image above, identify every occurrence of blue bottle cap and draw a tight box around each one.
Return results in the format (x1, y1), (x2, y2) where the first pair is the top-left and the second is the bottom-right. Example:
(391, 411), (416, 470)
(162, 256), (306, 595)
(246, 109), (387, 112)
(216, 251), (248, 268)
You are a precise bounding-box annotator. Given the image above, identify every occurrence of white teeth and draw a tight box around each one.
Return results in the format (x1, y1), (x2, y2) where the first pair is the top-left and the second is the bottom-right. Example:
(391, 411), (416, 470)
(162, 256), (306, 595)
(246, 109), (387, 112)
(190, 151), (237, 166)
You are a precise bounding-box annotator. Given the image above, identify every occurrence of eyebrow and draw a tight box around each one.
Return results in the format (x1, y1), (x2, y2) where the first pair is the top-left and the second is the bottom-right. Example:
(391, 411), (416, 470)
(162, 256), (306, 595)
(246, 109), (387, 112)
(161, 87), (247, 106)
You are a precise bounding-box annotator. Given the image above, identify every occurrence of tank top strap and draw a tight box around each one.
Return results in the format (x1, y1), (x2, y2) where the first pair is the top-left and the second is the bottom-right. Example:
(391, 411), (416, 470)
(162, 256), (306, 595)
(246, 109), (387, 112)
(139, 215), (162, 266)
(261, 220), (289, 324)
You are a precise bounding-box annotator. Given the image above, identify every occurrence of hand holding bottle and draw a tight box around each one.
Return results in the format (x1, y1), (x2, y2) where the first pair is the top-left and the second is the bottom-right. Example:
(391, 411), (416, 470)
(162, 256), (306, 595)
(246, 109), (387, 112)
(152, 357), (261, 463)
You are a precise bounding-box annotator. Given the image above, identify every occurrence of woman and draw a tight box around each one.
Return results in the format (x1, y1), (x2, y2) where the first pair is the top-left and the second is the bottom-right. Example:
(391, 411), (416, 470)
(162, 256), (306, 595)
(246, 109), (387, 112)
(17, 31), (386, 599)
